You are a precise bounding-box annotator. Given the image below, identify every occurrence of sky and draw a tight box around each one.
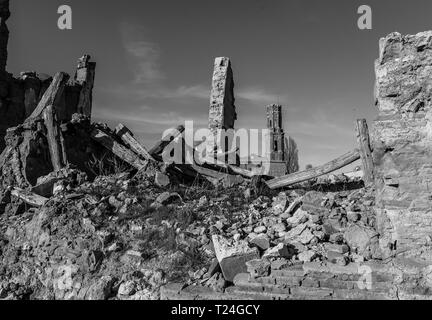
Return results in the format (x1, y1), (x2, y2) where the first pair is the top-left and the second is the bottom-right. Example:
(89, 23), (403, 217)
(6, 0), (432, 168)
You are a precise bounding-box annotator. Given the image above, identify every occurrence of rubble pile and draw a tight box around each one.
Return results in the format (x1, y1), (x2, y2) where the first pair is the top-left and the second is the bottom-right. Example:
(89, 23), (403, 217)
(0, 0), (431, 300)
(0, 153), (387, 300)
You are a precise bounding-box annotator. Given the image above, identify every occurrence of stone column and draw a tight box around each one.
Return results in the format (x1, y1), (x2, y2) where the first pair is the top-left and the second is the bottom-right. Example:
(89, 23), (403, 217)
(208, 57), (237, 151)
(75, 54), (96, 118)
(373, 31), (432, 261)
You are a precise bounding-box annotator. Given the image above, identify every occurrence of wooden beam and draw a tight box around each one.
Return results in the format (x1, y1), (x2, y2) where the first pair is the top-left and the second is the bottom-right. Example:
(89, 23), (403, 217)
(199, 157), (255, 179)
(149, 125), (185, 160)
(356, 119), (374, 186)
(191, 164), (227, 180)
(43, 105), (67, 171)
(197, 147), (254, 178)
(28, 72), (70, 120)
(11, 188), (49, 207)
(226, 164), (255, 178)
(115, 123), (155, 162)
(265, 149), (361, 189)
(90, 129), (147, 170)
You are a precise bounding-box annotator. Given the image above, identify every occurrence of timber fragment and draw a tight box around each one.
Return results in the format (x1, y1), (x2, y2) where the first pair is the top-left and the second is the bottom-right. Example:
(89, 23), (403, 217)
(90, 128), (147, 170)
(149, 125), (185, 161)
(27, 72), (70, 120)
(115, 123), (155, 162)
(11, 187), (48, 207)
(266, 150), (361, 189)
(355, 119), (374, 185)
(43, 105), (67, 171)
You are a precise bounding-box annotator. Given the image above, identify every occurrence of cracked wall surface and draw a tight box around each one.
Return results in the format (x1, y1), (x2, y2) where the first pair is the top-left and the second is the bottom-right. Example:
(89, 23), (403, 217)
(373, 31), (432, 261)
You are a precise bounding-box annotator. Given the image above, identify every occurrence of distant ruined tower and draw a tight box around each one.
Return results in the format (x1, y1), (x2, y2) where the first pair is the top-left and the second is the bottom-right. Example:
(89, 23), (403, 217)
(266, 104), (285, 161)
(266, 104), (287, 177)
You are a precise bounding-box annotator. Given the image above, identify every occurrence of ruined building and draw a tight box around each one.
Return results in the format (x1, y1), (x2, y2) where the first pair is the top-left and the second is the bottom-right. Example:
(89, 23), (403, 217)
(266, 104), (288, 177)
(0, 0), (95, 152)
(373, 31), (432, 263)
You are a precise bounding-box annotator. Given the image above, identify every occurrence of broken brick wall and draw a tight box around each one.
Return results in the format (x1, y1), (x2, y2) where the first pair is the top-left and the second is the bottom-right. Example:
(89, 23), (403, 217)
(373, 31), (432, 261)
(0, 1), (95, 152)
(0, 71), (94, 153)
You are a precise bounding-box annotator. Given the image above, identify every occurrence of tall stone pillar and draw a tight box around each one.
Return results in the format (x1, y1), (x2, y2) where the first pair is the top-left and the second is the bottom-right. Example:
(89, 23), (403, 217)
(373, 31), (432, 261)
(75, 54), (96, 118)
(208, 57), (237, 141)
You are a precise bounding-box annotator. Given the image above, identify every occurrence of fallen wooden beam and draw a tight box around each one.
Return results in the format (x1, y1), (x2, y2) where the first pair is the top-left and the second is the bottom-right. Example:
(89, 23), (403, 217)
(90, 129), (147, 170)
(343, 170), (364, 180)
(266, 149), (361, 189)
(199, 157), (255, 179)
(149, 125), (185, 160)
(356, 119), (374, 186)
(28, 72), (70, 120)
(191, 164), (227, 180)
(226, 164), (255, 178)
(115, 123), (155, 162)
(11, 188), (49, 207)
(43, 105), (67, 171)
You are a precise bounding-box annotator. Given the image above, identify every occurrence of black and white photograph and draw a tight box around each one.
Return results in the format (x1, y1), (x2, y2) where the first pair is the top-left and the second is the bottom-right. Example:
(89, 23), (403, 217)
(0, 0), (432, 310)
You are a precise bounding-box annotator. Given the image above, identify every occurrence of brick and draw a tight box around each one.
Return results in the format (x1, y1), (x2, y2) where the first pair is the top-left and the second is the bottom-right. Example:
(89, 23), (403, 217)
(320, 278), (356, 290)
(290, 287), (333, 298)
(332, 289), (392, 300)
(272, 267), (305, 278)
(225, 286), (291, 300)
(255, 276), (276, 285)
(263, 285), (290, 295)
(274, 276), (303, 287)
(303, 262), (361, 275)
(301, 278), (320, 288)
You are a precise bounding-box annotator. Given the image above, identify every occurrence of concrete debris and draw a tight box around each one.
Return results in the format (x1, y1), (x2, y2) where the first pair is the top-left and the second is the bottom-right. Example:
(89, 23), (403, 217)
(212, 235), (260, 282)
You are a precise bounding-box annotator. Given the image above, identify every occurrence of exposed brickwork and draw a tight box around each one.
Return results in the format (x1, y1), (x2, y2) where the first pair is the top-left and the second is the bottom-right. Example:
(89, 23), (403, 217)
(161, 261), (432, 300)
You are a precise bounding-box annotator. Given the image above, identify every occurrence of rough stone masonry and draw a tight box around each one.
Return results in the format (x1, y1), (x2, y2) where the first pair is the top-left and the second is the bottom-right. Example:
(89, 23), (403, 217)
(208, 57), (237, 144)
(0, 0), (95, 153)
(373, 31), (432, 262)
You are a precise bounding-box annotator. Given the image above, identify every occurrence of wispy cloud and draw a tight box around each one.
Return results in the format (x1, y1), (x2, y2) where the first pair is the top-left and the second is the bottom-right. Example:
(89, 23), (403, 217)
(99, 81), (287, 106)
(120, 22), (164, 84)
(93, 107), (208, 127)
(237, 88), (288, 104)
(156, 85), (210, 100)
